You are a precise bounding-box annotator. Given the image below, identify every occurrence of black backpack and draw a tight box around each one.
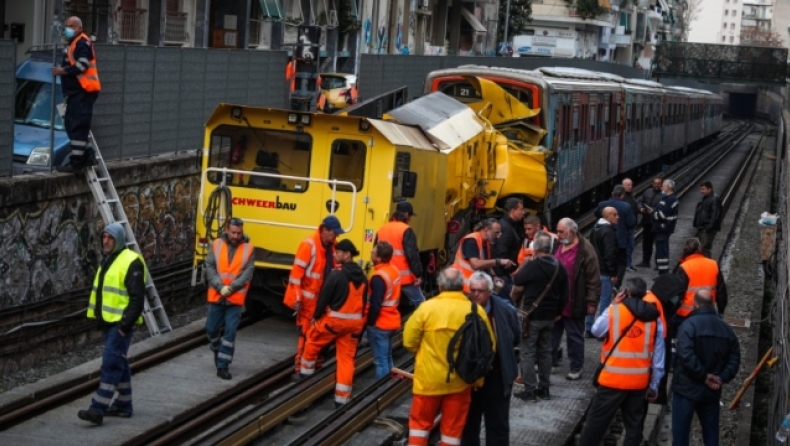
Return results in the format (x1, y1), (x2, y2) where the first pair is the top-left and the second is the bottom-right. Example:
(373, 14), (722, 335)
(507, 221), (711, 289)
(446, 301), (496, 384)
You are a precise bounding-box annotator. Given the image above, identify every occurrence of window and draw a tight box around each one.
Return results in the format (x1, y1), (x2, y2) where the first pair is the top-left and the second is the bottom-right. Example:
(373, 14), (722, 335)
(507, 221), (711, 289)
(15, 79), (64, 130)
(724, 9), (728, 15)
(722, 22), (727, 28)
(572, 105), (580, 143)
(329, 140), (367, 192)
(209, 127), (312, 192)
(730, 23), (735, 29)
(721, 36), (726, 41)
(730, 36), (734, 42)
(589, 105), (596, 140)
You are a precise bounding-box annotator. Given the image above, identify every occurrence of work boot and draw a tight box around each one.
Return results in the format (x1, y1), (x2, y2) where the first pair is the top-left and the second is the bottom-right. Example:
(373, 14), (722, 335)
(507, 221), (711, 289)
(78, 408), (104, 425)
(84, 151), (98, 168)
(106, 405), (133, 418)
(56, 164), (84, 173)
(217, 369), (232, 380)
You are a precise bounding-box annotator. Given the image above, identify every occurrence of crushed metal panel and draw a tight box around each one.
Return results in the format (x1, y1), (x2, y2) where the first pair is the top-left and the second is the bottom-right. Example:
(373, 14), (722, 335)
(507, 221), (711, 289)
(654, 42), (788, 84)
(366, 119), (437, 151)
(387, 92), (485, 150)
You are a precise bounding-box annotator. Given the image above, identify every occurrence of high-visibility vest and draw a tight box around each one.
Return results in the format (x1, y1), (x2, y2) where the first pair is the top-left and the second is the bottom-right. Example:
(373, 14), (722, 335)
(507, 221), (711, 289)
(452, 232), (491, 293)
(286, 61), (296, 93)
(598, 303), (656, 390)
(518, 226), (556, 264)
(88, 249), (147, 325)
(643, 291), (667, 338)
(324, 281), (367, 322)
(67, 33), (101, 93)
(283, 231), (334, 310)
(677, 253), (719, 317)
(207, 238), (253, 306)
(371, 263), (402, 330)
(376, 221), (418, 285)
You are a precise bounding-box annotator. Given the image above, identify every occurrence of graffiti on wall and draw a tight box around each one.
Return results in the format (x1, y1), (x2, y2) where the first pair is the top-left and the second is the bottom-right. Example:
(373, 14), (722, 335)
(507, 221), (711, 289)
(0, 176), (200, 308)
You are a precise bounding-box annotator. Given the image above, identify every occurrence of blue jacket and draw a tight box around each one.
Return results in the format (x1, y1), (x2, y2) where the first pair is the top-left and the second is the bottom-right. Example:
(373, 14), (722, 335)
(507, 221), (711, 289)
(673, 306), (740, 403)
(651, 193), (679, 235)
(595, 198), (636, 248)
(486, 295), (521, 397)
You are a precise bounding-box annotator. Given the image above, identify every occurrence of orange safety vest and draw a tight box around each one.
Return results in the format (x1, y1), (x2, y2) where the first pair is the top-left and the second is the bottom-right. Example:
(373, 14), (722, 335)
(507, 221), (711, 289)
(283, 231), (334, 310)
(370, 263), (402, 330)
(286, 61), (296, 93)
(452, 231), (491, 293)
(598, 303), (657, 390)
(643, 291), (667, 338)
(518, 226), (556, 264)
(67, 33), (101, 93)
(207, 239), (253, 306)
(376, 221), (417, 285)
(676, 253), (719, 317)
(323, 281), (367, 323)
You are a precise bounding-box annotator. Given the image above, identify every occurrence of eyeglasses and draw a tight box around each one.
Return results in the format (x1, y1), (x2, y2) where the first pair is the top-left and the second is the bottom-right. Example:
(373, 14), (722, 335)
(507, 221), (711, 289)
(469, 288), (489, 293)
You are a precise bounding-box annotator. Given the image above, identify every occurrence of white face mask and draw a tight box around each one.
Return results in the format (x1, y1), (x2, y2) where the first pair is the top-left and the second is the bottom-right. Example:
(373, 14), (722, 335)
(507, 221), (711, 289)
(558, 238), (571, 245)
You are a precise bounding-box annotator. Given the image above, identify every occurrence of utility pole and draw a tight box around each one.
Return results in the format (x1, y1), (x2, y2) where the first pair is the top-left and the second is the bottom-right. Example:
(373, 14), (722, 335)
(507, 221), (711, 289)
(503, 0), (511, 52)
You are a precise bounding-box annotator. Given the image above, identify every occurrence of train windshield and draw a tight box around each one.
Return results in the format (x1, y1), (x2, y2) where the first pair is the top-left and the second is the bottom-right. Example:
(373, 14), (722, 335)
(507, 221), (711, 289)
(435, 80), (536, 123)
(207, 125), (312, 193)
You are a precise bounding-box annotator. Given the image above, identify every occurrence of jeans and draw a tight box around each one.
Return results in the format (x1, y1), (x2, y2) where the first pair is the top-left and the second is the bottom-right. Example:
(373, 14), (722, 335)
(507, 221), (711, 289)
(366, 326), (396, 379)
(672, 393), (721, 446)
(586, 275), (614, 332)
(461, 367), (510, 446)
(90, 325), (134, 415)
(655, 233), (671, 274)
(551, 316), (585, 372)
(401, 284), (425, 307)
(626, 228), (635, 268)
(521, 319), (554, 391)
(579, 387), (647, 446)
(206, 302), (244, 370)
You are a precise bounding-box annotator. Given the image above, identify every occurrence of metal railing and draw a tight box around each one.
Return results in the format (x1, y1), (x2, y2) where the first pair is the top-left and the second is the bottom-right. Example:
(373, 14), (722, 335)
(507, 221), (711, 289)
(118, 9), (147, 43)
(164, 11), (189, 44)
(64, 4), (95, 35)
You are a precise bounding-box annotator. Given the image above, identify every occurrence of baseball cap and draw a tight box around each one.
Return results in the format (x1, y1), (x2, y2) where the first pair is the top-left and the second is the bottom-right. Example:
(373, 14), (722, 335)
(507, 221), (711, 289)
(322, 215), (345, 235)
(396, 201), (416, 216)
(335, 239), (360, 256)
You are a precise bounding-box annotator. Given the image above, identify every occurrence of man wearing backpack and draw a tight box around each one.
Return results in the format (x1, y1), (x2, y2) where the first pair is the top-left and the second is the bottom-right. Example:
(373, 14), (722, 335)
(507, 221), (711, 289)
(404, 267), (495, 446)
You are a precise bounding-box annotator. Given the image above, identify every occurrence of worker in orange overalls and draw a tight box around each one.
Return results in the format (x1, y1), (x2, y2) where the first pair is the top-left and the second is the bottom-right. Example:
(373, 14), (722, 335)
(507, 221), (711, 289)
(286, 59), (296, 93)
(365, 241), (402, 379)
(517, 216), (556, 265)
(672, 237), (728, 333)
(299, 239), (368, 407)
(452, 218), (514, 293)
(375, 201), (424, 307)
(283, 215), (344, 378)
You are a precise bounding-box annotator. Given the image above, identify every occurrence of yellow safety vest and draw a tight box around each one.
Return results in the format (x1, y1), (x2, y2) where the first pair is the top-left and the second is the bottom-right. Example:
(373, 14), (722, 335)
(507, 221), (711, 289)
(88, 249), (147, 325)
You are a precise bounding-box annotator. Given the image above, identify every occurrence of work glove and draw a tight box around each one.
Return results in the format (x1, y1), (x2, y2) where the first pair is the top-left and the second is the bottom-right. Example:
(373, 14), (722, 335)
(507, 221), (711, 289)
(220, 286), (232, 297)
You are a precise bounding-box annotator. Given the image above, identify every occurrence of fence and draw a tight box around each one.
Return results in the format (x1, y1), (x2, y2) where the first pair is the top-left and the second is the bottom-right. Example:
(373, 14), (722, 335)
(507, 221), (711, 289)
(357, 54), (649, 101)
(0, 41), (14, 178)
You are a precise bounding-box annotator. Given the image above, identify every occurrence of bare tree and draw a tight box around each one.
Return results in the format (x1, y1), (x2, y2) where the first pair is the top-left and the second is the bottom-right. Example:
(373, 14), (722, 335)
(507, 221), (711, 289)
(740, 27), (785, 48)
(678, 0), (702, 42)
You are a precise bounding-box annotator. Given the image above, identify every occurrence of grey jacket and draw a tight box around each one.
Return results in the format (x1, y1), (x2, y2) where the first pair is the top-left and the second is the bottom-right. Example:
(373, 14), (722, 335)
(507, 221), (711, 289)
(205, 233), (254, 300)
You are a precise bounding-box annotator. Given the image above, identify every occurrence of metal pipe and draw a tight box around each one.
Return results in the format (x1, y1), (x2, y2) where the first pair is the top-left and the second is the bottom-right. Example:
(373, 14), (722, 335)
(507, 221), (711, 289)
(49, 15), (61, 173)
(502, 0), (511, 51)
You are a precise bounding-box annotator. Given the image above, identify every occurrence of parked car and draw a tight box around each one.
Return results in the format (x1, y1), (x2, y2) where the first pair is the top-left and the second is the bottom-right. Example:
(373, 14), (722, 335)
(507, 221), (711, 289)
(14, 48), (69, 175)
(319, 73), (358, 113)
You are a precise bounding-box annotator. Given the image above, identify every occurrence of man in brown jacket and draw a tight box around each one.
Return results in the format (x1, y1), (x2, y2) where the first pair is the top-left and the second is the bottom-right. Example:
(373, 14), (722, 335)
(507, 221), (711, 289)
(551, 217), (601, 380)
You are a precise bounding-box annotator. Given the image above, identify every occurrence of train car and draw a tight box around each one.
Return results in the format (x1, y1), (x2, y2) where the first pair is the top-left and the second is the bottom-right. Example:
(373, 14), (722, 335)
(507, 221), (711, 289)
(620, 80), (665, 175)
(662, 87), (688, 158)
(193, 78), (550, 312)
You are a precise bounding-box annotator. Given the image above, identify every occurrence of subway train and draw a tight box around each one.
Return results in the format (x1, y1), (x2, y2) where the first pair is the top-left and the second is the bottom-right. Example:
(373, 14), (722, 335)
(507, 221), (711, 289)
(191, 66), (723, 314)
(425, 66), (724, 221)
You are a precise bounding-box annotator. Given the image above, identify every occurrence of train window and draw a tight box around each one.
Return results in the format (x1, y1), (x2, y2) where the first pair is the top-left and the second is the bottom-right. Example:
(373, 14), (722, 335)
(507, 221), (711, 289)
(329, 139), (367, 192)
(208, 127), (312, 192)
(395, 151), (411, 172)
(572, 106), (580, 142)
(590, 105), (596, 140)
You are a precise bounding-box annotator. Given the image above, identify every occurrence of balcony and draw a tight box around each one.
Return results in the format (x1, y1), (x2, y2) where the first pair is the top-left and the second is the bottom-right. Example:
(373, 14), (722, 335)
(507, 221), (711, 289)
(614, 33), (633, 46)
(164, 11), (189, 44)
(248, 19), (272, 49)
(118, 9), (147, 43)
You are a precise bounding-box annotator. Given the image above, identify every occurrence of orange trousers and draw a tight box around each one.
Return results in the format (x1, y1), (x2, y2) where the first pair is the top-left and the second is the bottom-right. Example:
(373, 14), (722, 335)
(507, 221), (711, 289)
(293, 307), (315, 374)
(408, 387), (472, 446)
(300, 316), (363, 404)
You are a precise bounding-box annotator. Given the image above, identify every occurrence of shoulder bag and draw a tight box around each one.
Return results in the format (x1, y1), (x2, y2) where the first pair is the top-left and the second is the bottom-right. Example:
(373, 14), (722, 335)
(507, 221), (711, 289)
(517, 261), (560, 338)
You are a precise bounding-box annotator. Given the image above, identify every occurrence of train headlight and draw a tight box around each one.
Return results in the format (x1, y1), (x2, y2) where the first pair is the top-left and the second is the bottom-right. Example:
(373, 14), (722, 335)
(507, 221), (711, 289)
(287, 113), (299, 124)
(230, 107), (243, 120)
(300, 114), (311, 125)
(359, 120), (371, 131)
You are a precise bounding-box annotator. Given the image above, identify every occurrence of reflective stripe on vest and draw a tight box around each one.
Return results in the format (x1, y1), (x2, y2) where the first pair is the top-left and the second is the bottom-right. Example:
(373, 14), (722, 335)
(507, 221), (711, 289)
(326, 281), (366, 320)
(376, 221), (417, 285)
(371, 263), (402, 330)
(677, 254), (719, 317)
(87, 249), (147, 325)
(207, 239), (252, 305)
(452, 232), (490, 292)
(67, 33), (101, 93)
(643, 292), (667, 338)
(598, 303), (655, 390)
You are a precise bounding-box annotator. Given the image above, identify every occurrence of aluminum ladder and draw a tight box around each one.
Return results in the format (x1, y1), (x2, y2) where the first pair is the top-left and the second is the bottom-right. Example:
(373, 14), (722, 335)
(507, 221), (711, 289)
(58, 105), (172, 336)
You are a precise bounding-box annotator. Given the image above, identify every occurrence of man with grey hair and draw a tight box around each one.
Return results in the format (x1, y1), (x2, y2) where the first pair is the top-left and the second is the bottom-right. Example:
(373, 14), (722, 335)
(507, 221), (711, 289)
(404, 267), (494, 446)
(651, 179), (679, 275)
(511, 232), (569, 402)
(462, 271), (521, 444)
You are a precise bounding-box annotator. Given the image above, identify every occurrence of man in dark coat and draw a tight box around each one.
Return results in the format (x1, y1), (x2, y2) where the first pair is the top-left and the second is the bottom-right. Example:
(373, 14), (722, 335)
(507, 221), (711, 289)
(493, 197), (526, 301)
(692, 181), (724, 258)
(637, 177), (664, 268)
(595, 185), (636, 286)
(622, 178), (640, 271)
(588, 207), (619, 336)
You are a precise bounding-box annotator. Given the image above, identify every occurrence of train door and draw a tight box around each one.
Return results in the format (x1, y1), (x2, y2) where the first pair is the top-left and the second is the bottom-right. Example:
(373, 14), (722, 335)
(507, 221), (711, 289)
(324, 136), (372, 250)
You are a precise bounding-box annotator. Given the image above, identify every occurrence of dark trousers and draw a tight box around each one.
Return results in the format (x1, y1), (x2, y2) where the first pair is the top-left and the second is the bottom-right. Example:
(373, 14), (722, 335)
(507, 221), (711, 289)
(521, 319), (554, 391)
(90, 325), (134, 415)
(615, 248), (627, 288)
(672, 393), (720, 446)
(551, 316), (585, 372)
(655, 233), (671, 274)
(579, 386), (647, 446)
(206, 302), (244, 370)
(641, 227), (655, 265)
(461, 367), (510, 446)
(64, 91), (98, 167)
(696, 229), (717, 258)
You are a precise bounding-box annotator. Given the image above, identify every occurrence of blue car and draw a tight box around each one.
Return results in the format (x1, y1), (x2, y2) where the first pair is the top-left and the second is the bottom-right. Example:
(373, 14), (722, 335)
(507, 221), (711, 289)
(13, 49), (70, 174)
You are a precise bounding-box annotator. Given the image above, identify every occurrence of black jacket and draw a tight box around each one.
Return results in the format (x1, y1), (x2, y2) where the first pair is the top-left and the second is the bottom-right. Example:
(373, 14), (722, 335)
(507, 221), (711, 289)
(313, 263), (368, 320)
(651, 194), (679, 235)
(95, 248), (146, 334)
(624, 192), (640, 224)
(672, 306), (740, 403)
(693, 193), (723, 232)
(595, 198), (636, 248)
(486, 295), (522, 397)
(512, 255), (569, 321)
(639, 187), (663, 228)
(591, 219), (618, 277)
(675, 263), (729, 314)
(494, 216), (522, 276)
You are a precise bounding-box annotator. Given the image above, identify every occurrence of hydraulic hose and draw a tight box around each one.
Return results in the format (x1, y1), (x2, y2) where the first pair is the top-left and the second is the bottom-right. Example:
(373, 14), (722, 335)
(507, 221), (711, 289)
(203, 184), (233, 242)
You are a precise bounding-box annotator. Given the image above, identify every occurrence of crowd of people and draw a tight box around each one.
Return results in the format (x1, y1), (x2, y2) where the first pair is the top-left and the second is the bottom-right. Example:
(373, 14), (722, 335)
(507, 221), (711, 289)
(79, 177), (741, 446)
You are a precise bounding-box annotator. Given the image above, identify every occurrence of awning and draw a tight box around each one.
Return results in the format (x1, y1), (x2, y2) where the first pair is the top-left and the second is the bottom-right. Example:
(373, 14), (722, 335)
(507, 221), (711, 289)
(461, 9), (487, 34)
